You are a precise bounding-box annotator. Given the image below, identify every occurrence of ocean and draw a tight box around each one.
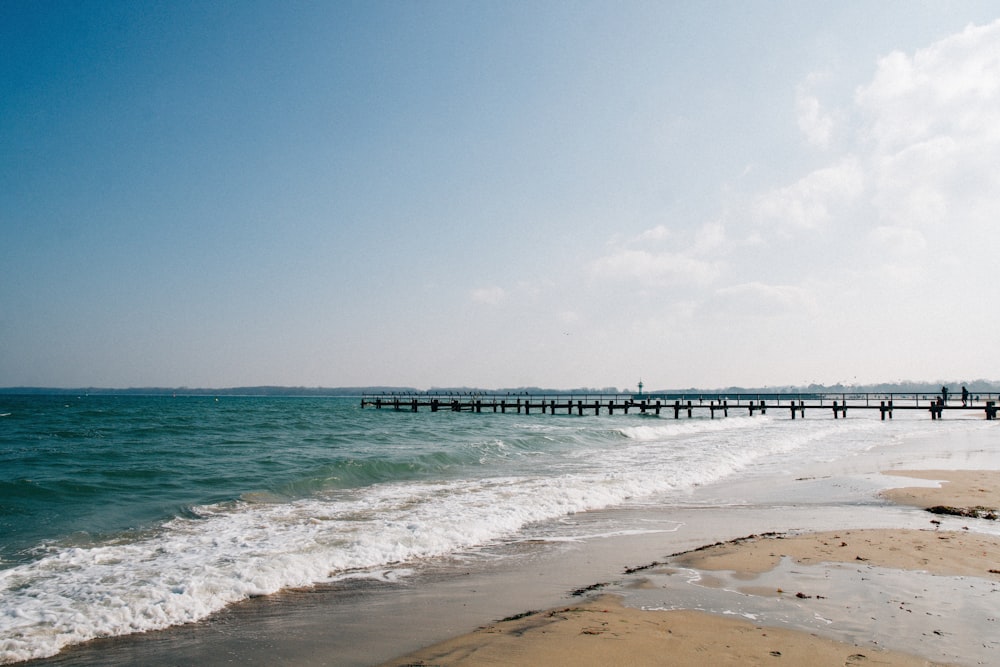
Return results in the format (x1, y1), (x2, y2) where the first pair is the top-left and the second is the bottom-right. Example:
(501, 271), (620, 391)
(0, 393), (993, 664)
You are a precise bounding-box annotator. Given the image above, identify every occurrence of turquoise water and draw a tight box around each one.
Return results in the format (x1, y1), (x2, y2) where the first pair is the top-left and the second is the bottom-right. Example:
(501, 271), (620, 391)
(3, 395), (375, 558)
(2, 395), (564, 559)
(0, 393), (980, 663)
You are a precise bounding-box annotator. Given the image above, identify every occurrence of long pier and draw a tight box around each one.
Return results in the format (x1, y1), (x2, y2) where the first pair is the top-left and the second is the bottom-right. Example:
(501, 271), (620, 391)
(361, 392), (1000, 420)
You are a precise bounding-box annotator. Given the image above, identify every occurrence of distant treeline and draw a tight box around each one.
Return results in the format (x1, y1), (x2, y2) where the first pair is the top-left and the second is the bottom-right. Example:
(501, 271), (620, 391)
(0, 386), (395, 397)
(2, 380), (999, 397)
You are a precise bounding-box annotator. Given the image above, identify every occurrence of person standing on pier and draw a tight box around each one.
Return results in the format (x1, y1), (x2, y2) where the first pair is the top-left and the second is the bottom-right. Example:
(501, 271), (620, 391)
(962, 386), (969, 406)
(941, 386), (949, 404)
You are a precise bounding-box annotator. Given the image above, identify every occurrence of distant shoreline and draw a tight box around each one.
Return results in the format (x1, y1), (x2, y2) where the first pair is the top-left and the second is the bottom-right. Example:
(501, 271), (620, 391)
(0, 386), (383, 397)
(3, 380), (1000, 398)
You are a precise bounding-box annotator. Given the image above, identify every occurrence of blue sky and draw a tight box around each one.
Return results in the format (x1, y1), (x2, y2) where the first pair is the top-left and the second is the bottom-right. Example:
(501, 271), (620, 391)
(3, 1), (1000, 390)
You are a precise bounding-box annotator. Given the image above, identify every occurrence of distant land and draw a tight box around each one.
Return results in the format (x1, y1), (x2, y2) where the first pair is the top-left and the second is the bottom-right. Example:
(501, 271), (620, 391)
(2, 380), (999, 397)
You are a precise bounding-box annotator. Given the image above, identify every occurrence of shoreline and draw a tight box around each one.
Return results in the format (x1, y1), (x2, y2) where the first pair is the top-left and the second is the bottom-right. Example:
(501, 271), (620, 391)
(382, 469), (1000, 667)
(20, 422), (1000, 666)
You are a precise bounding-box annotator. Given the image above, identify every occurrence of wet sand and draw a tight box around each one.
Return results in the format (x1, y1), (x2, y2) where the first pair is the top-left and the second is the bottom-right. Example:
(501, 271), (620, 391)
(382, 470), (1000, 667)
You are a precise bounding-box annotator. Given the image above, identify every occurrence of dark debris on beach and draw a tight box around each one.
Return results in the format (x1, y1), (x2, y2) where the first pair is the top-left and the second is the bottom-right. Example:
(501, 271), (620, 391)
(498, 609), (541, 622)
(570, 581), (610, 597)
(621, 532), (787, 575)
(926, 505), (998, 520)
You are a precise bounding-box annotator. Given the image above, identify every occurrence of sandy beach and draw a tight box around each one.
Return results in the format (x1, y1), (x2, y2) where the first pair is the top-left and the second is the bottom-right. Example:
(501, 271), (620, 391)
(382, 470), (1000, 667)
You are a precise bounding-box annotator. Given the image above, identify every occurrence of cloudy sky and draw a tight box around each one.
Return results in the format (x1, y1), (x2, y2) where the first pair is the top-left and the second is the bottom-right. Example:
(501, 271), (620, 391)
(3, 1), (999, 390)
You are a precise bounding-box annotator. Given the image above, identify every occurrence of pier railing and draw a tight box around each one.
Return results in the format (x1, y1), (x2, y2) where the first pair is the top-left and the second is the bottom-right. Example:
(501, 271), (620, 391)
(361, 391), (1000, 420)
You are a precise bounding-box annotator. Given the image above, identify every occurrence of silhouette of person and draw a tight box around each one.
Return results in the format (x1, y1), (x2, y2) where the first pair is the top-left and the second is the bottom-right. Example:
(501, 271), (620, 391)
(941, 386), (949, 404)
(962, 386), (969, 406)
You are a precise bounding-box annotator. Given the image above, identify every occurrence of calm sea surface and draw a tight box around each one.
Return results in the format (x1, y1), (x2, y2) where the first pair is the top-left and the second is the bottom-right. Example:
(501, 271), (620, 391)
(0, 393), (988, 663)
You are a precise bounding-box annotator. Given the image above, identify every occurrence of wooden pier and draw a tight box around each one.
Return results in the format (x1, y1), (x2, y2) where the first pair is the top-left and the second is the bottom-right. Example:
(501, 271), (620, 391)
(361, 392), (1000, 420)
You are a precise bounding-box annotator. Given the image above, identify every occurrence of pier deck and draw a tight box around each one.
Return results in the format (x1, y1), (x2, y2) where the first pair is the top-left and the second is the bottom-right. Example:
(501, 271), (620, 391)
(361, 392), (1000, 420)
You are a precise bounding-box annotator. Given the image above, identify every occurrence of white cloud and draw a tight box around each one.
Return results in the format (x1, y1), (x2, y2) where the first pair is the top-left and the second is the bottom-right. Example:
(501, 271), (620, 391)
(756, 19), (1000, 243)
(796, 72), (837, 149)
(584, 18), (1000, 385)
(753, 156), (864, 229)
(590, 221), (725, 287)
(591, 248), (720, 287)
(713, 282), (817, 315)
(858, 21), (1000, 239)
(637, 225), (670, 242)
(870, 136), (955, 229)
(796, 93), (835, 148)
(868, 225), (928, 255)
(470, 286), (507, 305)
(693, 221), (726, 254)
(856, 20), (1000, 152)
(868, 261), (924, 288)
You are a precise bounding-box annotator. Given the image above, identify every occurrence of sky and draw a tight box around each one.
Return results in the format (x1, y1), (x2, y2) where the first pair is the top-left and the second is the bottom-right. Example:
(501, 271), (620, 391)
(3, 1), (1000, 391)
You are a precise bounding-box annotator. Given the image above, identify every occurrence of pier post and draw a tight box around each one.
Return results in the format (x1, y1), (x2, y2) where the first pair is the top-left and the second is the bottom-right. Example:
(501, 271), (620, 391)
(986, 401), (997, 420)
(687, 400), (693, 418)
(412, 399), (418, 412)
(655, 400), (661, 415)
(608, 400), (615, 415)
(501, 400), (507, 413)
(724, 400), (728, 417)
(673, 400), (680, 419)
(431, 399), (438, 412)
(710, 400), (716, 419)
(760, 400), (766, 415)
